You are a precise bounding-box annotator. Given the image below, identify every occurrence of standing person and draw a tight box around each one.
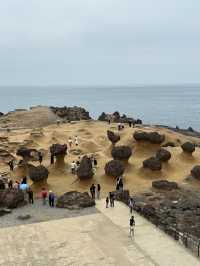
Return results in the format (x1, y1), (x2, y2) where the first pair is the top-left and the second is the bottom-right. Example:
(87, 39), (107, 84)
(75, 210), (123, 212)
(74, 136), (79, 146)
(93, 158), (98, 168)
(117, 123), (121, 131)
(49, 191), (55, 207)
(90, 184), (96, 199)
(8, 178), (13, 189)
(106, 196), (109, 208)
(50, 154), (54, 165)
(116, 177), (120, 190)
(128, 121), (132, 127)
(129, 215), (135, 237)
(13, 181), (20, 189)
(21, 176), (27, 184)
(71, 161), (76, 174)
(38, 152), (43, 165)
(109, 192), (114, 207)
(119, 178), (124, 191)
(68, 137), (73, 149)
(41, 188), (48, 205)
(27, 188), (34, 204)
(129, 198), (134, 214)
(97, 184), (101, 199)
(108, 119), (111, 125)
(8, 160), (14, 171)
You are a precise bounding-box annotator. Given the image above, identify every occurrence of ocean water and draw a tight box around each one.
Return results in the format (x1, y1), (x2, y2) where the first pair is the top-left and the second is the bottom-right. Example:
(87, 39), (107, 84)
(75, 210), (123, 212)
(0, 85), (200, 130)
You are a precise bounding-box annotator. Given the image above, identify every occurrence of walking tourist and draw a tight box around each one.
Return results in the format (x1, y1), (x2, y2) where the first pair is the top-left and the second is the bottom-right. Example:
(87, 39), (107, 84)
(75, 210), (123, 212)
(68, 137), (73, 148)
(21, 176), (27, 184)
(75, 136), (79, 146)
(49, 190), (55, 207)
(38, 152), (43, 165)
(8, 160), (14, 171)
(129, 197), (134, 214)
(97, 184), (101, 199)
(27, 188), (34, 204)
(71, 161), (76, 174)
(128, 121), (132, 127)
(106, 196), (109, 208)
(93, 158), (98, 168)
(119, 178), (124, 191)
(109, 192), (115, 207)
(90, 184), (96, 199)
(129, 215), (135, 237)
(41, 188), (48, 205)
(8, 178), (13, 189)
(50, 154), (54, 165)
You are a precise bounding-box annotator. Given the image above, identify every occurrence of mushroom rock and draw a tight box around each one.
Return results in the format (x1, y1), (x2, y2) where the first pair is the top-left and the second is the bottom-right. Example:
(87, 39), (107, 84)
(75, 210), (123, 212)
(191, 165), (200, 180)
(50, 144), (67, 167)
(107, 130), (120, 146)
(16, 147), (38, 162)
(156, 148), (171, 162)
(77, 156), (94, 180)
(133, 131), (165, 144)
(143, 157), (162, 171)
(29, 165), (49, 183)
(181, 142), (195, 153)
(111, 145), (132, 161)
(105, 159), (125, 178)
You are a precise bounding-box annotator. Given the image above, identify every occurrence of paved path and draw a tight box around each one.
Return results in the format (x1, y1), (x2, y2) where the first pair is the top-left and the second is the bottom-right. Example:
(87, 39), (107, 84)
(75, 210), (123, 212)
(96, 199), (200, 266)
(0, 199), (199, 265)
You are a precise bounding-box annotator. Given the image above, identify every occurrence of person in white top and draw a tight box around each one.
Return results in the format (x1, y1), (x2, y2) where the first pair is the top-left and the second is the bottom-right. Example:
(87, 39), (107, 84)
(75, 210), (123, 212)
(68, 137), (73, 148)
(74, 136), (78, 146)
(71, 161), (76, 174)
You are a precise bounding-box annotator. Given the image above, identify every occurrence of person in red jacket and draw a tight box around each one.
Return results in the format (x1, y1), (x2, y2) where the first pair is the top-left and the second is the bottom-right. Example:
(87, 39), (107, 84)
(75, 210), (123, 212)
(41, 188), (48, 205)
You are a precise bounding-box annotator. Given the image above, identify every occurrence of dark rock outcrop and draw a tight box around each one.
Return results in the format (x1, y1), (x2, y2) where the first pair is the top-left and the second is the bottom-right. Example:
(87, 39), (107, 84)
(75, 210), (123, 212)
(162, 142), (176, 147)
(105, 160), (125, 178)
(98, 111), (142, 124)
(16, 147), (38, 161)
(156, 148), (171, 162)
(0, 208), (12, 217)
(29, 165), (49, 182)
(50, 106), (91, 121)
(143, 157), (162, 171)
(0, 112), (4, 116)
(56, 191), (95, 209)
(134, 131), (165, 144)
(181, 142), (195, 153)
(107, 130), (120, 145)
(77, 156), (94, 179)
(191, 165), (200, 180)
(50, 144), (67, 156)
(152, 180), (178, 190)
(111, 145), (132, 161)
(112, 190), (130, 205)
(0, 189), (26, 209)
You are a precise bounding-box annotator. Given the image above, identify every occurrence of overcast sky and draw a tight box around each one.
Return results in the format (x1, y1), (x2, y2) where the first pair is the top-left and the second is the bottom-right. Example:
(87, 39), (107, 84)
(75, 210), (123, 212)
(0, 0), (200, 86)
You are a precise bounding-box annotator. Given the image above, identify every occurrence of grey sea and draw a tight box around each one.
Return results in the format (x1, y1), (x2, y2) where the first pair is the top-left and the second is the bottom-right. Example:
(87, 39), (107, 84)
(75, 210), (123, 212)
(0, 85), (200, 130)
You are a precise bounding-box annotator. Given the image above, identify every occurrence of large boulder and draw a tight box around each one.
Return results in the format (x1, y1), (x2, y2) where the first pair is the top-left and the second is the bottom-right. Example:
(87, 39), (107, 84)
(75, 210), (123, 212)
(181, 142), (195, 153)
(50, 106), (91, 121)
(16, 147), (38, 161)
(152, 180), (178, 190)
(29, 165), (49, 182)
(107, 130), (120, 145)
(77, 156), (94, 179)
(134, 131), (165, 144)
(143, 157), (162, 171)
(112, 190), (130, 205)
(111, 145), (132, 161)
(191, 165), (200, 180)
(105, 160), (125, 178)
(56, 191), (95, 209)
(156, 148), (171, 162)
(50, 144), (67, 156)
(0, 189), (26, 209)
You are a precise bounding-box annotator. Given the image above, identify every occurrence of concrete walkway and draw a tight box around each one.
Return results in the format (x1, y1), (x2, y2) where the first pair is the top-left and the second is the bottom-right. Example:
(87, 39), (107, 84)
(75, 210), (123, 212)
(0, 200), (199, 265)
(96, 199), (200, 266)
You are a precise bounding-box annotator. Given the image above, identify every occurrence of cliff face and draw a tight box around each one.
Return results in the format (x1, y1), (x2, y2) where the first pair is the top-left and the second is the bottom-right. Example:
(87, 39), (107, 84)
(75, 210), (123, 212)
(50, 106), (91, 121)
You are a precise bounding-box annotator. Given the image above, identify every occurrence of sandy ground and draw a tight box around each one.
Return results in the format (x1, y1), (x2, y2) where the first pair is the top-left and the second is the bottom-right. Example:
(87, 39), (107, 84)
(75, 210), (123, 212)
(1, 118), (200, 198)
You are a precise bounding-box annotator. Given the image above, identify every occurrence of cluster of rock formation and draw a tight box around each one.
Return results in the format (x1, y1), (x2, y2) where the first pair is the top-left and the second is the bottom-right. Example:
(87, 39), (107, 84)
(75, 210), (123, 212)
(98, 111), (142, 124)
(77, 156), (94, 179)
(50, 106), (91, 121)
(134, 131), (165, 144)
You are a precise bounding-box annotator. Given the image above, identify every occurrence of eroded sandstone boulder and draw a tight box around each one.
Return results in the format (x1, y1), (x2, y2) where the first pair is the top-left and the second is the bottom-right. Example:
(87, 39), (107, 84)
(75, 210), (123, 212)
(156, 148), (171, 162)
(29, 165), (49, 182)
(77, 156), (94, 179)
(181, 142), (195, 153)
(152, 180), (178, 190)
(134, 131), (165, 144)
(0, 189), (26, 209)
(191, 165), (200, 180)
(107, 130), (120, 145)
(50, 144), (67, 167)
(56, 191), (95, 209)
(111, 190), (130, 205)
(105, 160), (125, 177)
(143, 157), (162, 171)
(111, 145), (132, 161)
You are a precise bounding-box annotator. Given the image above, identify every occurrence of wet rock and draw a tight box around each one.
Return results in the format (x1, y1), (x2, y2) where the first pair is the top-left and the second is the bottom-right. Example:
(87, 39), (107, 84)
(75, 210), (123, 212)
(105, 160), (125, 178)
(111, 145), (132, 161)
(77, 156), (94, 179)
(181, 142), (195, 153)
(191, 165), (200, 180)
(29, 165), (49, 182)
(134, 131), (165, 144)
(143, 157), (162, 171)
(156, 148), (171, 162)
(107, 130), (120, 145)
(56, 191), (95, 209)
(50, 106), (91, 121)
(0, 189), (26, 209)
(152, 180), (178, 190)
